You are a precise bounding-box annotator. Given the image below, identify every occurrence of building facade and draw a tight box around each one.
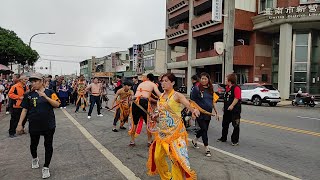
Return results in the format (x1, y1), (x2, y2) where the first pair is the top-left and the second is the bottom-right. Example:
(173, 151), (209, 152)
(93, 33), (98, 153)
(165, 0), (320, 99)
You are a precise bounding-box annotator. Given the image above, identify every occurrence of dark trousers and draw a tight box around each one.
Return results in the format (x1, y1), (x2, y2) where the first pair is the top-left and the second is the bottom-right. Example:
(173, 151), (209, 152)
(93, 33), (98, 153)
(60, 97), (67, 107)
(221, 112), (240, 143)
(88, 95), (101, 116)
(30, 129), (55, 167)
(196, 119), (211, 146)
(113, 108), (128, 126)
(75, 96), (86, 112)
(9, 108), (26, 135)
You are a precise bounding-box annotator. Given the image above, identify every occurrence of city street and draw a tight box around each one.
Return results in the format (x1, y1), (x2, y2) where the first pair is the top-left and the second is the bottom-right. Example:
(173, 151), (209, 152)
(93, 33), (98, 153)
(0, 93), (319, 180)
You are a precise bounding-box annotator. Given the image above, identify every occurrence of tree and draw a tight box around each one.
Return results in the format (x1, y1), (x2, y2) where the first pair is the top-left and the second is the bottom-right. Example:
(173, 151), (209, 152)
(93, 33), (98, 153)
(0, 27), (39, 66)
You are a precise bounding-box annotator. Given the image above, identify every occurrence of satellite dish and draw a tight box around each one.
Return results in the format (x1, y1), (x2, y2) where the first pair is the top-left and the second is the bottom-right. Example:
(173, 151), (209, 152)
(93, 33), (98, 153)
(214, 42), (224, 55)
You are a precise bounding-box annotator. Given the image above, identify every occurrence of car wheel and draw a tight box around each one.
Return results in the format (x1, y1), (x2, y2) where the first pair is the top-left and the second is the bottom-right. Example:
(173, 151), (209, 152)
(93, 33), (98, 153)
(252, 96), (262, 106)
(268, 102), (277, 107)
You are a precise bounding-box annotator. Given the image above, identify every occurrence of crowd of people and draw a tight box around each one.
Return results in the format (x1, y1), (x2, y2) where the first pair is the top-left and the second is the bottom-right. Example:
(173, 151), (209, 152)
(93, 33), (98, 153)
(0, 71), (242, 179)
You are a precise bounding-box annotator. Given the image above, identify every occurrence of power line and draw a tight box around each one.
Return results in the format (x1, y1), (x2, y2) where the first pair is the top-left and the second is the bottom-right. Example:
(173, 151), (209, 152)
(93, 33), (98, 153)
(32, 41), (123, 49)
(40, 54), (89, 58)
(38, 58), (81, 63)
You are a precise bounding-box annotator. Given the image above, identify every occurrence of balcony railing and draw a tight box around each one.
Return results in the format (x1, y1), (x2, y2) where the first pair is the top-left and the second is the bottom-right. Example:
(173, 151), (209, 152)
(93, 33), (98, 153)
(193, 0), (208, 7)
(176, 54), (188, 62)
(196, 49), (218, 59)
(167, 0), (189, 14)
(191, 12), (221, 31)
(167, 23), (189, 40)
(194, 45), (254, 65)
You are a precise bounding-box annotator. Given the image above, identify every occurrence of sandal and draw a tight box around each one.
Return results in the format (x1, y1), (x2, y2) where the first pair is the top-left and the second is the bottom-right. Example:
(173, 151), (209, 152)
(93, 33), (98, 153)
(191, 140), (199, 149)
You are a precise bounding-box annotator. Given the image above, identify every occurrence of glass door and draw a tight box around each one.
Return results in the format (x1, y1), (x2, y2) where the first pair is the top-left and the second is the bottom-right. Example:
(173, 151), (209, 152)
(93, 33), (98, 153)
(291, 33), (311, 93)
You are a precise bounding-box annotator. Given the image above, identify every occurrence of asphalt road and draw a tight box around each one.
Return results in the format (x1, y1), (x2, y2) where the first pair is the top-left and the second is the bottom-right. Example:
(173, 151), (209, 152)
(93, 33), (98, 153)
(0, 92), (319, 179)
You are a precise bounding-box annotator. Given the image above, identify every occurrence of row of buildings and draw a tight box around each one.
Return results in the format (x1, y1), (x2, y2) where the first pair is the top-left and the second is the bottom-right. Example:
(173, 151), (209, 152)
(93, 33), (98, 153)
(79, 39), (186, 86)
(81, 0), (320, 99)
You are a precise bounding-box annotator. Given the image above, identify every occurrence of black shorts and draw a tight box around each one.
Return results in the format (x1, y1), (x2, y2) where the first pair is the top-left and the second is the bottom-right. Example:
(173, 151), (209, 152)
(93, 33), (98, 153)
(132, 98), (149, 125)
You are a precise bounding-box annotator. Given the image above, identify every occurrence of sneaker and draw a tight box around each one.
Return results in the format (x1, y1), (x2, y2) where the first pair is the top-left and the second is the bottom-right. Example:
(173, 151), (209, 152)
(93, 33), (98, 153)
(112, 128), (118, 132)
(42, 167), (50, 179)
(75, 110), (78, 113)
(87, 116), (91, 119)
(97, 114), (103, 117)
(60, 107), (63, 109)
(206, 150), (212, 157)
(6, 111), (9, 115)
(191, 140), (200, 149)
(63, 107), (66, 109)
(129, 141), (135, 147)
(119, 126), (126, 130)
(232, 142), (239, 146)
(32, 157), (39, 169)
(217, 138), (227, 142)
(9, 134), (16, 138)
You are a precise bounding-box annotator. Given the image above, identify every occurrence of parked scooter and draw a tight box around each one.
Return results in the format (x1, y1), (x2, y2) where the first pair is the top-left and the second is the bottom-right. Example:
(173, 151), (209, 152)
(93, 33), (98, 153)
(292, 93), (317, 107)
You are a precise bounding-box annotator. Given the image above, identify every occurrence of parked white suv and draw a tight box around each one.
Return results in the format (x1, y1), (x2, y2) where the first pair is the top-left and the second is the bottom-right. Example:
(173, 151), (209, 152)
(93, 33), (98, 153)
(240, 83), (281, 106)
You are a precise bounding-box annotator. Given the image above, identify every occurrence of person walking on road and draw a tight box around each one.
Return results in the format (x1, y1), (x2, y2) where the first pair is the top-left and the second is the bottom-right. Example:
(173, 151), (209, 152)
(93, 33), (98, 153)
(8, 75), (29, 137)
(111, 81), (133, 132)
(16, 73), (60, 179)
(191, 72), (219, 157)
(147, 73), (200, 180)
(85, 77), (103, 119)
(57, 80), (69, 109)
(217, 73), (242, 146)
(74, 75), (87, 113)
(128, 73), (162, 147)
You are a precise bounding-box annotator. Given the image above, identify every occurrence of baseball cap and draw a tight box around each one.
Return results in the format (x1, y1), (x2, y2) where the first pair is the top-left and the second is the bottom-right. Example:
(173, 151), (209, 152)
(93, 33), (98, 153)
(29, 73), (44, 81)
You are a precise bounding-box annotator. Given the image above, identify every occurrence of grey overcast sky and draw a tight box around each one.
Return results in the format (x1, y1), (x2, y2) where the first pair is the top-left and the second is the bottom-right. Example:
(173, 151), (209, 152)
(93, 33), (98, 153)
(0, 0), (165, 75)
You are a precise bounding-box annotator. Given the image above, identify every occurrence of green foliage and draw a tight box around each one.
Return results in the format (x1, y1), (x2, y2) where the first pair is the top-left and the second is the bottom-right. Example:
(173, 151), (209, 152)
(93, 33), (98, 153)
(0, 27), (39, 66)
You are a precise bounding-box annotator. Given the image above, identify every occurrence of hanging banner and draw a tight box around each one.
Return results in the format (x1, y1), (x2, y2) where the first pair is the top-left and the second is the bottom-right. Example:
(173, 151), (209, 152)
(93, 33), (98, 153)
(300, 0), (320, 4)
(212, 0), (223, 22)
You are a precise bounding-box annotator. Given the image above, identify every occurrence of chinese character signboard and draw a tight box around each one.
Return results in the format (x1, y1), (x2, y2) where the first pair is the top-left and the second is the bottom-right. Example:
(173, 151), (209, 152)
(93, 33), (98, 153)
(265, 4), (320, 19)
(300, 0), (320, 4)
(212, 0), (222, 22)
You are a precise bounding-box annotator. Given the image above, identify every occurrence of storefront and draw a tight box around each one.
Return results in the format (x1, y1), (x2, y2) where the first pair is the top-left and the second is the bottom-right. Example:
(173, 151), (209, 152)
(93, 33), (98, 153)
(253, 2), (320, 99)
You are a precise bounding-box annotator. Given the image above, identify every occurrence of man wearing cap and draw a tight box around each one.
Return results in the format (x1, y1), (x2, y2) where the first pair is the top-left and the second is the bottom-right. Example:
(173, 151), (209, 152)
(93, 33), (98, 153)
(8, 75), (29, 138)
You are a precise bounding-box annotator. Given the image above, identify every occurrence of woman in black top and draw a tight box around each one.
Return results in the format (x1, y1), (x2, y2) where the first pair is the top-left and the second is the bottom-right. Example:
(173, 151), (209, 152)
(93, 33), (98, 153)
(190, 72), (219, 157)
(16, 73), (60, 179)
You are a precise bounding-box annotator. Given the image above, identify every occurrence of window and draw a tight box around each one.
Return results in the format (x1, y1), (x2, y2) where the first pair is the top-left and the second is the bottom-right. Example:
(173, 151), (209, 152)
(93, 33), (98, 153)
(259, 0), (275, 13)
(144, 56), (155, 67)
(262, 74), (268, 82)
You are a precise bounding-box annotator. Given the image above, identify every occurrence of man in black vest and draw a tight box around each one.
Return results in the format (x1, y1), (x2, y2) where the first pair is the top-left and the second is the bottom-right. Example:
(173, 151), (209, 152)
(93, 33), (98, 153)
(218, 73), (241, 146)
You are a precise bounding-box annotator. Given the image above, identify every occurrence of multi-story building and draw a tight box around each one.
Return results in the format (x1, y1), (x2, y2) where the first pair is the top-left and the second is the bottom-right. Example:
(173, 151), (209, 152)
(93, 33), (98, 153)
(165, 0), (320, 99)
(112, 50), (130, 77)
(80, 58), (91, 79)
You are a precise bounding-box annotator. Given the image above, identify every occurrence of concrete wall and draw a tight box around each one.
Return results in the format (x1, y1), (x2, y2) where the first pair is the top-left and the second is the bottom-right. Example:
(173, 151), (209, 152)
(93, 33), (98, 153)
(236, 0), (256, 12)
(155, 49), (166, 74)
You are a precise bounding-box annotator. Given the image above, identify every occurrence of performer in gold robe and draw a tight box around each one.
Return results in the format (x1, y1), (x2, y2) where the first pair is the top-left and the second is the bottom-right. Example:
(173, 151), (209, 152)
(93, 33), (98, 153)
(147, 73), (200, 180)
(111, 81), (133, 132)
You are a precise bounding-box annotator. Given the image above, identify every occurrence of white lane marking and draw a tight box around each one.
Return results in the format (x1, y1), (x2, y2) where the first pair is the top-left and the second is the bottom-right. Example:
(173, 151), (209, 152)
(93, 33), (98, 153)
(62, 109), (140, 180)
(187, 138), (301, 180)
(297, 116), (320, 121)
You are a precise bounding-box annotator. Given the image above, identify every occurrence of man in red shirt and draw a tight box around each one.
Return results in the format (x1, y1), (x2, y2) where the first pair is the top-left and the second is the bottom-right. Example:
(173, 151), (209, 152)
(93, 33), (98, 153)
(217, 73), (241, 146)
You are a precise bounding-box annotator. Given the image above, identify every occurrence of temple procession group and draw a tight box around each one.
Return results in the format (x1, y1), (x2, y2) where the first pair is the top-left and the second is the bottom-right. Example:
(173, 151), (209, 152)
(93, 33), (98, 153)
(0, 71), (242, 179)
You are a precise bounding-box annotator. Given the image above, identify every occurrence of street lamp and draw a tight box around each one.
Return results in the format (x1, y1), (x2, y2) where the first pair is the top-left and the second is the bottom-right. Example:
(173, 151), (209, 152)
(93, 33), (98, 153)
(29, 32), (55, 46)
(28, 32), (55, 72)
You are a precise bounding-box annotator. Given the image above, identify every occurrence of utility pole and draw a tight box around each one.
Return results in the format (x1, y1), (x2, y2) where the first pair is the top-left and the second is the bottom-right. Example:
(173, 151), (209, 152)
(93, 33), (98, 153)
(222, 0), (235, 82)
